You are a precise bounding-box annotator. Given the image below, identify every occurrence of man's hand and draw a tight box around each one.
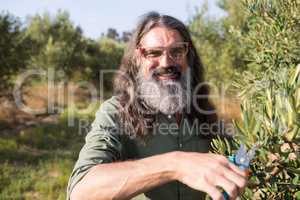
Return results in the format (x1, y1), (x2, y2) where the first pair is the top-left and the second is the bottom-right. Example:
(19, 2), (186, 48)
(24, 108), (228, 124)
(173, 152), (248, 200)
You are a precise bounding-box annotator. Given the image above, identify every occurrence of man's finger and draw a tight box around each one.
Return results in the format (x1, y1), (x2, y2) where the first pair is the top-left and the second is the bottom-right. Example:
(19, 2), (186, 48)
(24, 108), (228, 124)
(201, 183), (225, 200)
(213, 174), (238, 199)
(223, 166), (247, 187)
(228, 162), (249, 177)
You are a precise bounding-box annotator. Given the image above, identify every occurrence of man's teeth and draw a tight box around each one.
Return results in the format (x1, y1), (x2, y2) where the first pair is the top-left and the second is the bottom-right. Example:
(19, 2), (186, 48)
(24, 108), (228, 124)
(159, 73), (175, 77)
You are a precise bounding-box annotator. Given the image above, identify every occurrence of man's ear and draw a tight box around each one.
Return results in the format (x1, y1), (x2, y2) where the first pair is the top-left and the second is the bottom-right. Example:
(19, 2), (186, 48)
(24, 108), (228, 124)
(135, 48), (140, 56)
(135, 47), (142, 57)
(134, 49), (143, 66)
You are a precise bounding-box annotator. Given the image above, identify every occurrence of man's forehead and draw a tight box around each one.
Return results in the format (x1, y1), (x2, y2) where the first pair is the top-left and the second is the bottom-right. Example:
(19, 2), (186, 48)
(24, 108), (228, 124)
(140, 26), (184, 47)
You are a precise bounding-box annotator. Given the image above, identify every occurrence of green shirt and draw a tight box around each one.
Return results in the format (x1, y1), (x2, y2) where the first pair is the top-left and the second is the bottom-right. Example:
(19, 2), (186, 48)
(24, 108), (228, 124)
(67, 96), (212, 200)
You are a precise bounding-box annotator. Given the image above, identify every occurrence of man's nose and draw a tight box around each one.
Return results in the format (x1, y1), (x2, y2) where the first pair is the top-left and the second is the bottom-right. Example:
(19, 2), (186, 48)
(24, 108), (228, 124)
(159, 52), (175, 67)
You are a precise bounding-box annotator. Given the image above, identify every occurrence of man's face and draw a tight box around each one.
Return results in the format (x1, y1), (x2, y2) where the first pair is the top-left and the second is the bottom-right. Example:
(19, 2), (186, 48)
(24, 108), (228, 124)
(136, 27), (190, 115)
(137, 26), (189, 78)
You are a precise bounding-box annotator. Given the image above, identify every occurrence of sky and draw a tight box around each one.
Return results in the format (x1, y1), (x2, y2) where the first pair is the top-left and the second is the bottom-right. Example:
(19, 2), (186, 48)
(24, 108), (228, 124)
(1, 0), (226, 39)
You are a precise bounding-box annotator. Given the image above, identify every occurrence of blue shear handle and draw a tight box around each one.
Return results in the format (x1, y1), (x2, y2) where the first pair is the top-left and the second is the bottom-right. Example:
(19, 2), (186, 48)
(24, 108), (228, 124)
(228, 155), (235, 163)
(223, 156), (248, 200)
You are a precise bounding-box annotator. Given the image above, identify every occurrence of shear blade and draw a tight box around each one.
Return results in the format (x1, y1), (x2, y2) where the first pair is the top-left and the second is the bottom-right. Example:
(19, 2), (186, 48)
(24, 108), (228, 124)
(235, 144), (250, 167)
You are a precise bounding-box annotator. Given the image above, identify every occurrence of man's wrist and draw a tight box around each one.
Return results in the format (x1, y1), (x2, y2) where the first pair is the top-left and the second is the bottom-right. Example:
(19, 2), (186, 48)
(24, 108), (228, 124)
(164, 151), (184, 181)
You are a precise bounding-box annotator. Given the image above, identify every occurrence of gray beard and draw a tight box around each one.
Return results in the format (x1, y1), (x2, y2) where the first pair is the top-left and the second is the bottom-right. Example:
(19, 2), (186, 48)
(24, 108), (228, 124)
(136, 69), (190, 115)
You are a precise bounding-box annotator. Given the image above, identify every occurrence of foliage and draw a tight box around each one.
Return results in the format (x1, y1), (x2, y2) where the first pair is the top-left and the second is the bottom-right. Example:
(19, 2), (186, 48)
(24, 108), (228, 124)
(83, 37), (124, 89)
(0, 158), (73, 200)
(0, 12), (31, 93)
(104, 28), (132, 42)
(188, 1), (248, 88)
(25, 11), (86, 78)
(0, 10), (125, 95)
(230, 0), (300, 72)
(211, 1), (300, 199)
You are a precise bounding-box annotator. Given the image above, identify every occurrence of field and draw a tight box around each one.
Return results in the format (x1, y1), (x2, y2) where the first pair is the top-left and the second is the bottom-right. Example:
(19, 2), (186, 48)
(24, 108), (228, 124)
(0, 83), (98, 200)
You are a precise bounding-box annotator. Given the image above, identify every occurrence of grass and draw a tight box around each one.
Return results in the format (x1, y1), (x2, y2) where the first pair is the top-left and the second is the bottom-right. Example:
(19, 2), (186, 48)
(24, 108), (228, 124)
(0, 157), (73, 200)
(0, 104), (98, 200)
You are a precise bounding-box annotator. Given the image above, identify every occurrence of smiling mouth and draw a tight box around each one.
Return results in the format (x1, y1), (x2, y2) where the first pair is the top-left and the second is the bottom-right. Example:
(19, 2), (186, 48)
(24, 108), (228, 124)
(157, 73), (179, 80)
(153, 66), (181, 80)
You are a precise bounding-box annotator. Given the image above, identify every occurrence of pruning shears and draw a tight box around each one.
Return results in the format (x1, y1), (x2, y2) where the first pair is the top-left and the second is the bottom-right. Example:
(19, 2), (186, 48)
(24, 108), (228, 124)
(223, 143), (258, 200)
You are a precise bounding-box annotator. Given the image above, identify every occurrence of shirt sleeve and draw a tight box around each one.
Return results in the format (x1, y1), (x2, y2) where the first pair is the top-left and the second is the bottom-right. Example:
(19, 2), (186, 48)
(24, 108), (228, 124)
(66, 98), (123, 200)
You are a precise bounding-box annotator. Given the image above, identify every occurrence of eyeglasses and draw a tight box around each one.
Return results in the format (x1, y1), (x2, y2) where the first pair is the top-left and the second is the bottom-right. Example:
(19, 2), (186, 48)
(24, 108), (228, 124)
(138, 42), (189, 62)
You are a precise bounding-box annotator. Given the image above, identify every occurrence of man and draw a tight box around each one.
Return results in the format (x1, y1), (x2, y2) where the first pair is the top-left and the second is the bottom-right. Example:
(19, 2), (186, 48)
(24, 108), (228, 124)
(67, 12), (247, 200)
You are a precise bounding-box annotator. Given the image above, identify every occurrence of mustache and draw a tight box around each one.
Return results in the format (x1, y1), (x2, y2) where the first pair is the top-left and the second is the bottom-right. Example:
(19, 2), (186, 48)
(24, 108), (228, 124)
(152, 65), (182, 78)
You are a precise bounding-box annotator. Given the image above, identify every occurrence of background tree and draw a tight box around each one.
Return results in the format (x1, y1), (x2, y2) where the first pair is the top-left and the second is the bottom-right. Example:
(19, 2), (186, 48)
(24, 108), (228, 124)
(0, 12), (31, 94)
(120, 31), (132, 43)
(25, 10), (86, 79)
(188, 1), (248, 88)
(106, 28), (119, 41)
(84, 37), (124, 93)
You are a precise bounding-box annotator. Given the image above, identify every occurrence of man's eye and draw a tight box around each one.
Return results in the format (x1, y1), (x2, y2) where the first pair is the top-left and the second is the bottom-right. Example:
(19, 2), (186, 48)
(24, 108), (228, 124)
(170, 47), (184, 57)
(145, 50), (162, 58)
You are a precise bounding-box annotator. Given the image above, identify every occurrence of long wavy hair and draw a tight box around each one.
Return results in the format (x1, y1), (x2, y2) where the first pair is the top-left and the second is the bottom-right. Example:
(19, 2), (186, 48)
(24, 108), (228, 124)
(113, 11), (217, 140)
